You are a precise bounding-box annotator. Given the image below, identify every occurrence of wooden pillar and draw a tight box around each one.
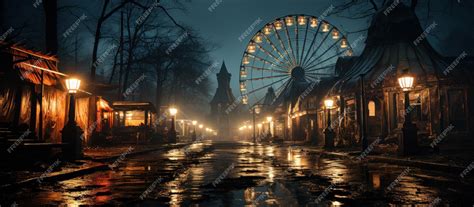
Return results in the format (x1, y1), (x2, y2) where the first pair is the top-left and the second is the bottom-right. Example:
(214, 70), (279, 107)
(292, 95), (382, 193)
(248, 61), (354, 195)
(29, 84), (37, 135)
(144, 110), (149, 126)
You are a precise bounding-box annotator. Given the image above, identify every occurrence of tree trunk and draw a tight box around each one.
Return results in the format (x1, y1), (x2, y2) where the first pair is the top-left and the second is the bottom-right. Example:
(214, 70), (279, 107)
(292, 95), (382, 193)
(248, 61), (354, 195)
(91, 0), (110, 82)
(411, 0), (418, 10)
(43, 0), (57, 54)
(155, 67), (162, 115)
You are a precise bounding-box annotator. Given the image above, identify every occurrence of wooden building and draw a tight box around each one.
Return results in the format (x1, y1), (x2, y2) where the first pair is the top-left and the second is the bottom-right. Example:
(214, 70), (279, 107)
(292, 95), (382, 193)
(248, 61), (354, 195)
(289, 3), (474, 151)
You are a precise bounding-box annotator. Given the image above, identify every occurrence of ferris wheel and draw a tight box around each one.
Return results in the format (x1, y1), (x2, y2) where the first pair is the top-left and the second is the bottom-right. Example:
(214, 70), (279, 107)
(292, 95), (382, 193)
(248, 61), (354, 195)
(239, 14), (353, 105)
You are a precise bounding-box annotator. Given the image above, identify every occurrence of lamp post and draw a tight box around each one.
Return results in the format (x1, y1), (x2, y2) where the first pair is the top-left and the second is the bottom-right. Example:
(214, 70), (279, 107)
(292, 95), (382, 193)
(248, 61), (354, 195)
(62, 78), (84, 160)
(398, 72), (417, 155)
(168, 107), (178, 143)
(360, 74), (368, 151)
(324, 98), (335, 149)
(266, 116), (273, 138)
(257, 123), (262, 138)
(192, 120), (197, 142)
(198, 124), (203, 138)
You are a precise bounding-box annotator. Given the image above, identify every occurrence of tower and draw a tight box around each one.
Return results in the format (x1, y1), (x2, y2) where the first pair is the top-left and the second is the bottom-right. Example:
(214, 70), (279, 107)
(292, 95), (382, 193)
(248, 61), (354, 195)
(210, 61), (235, 139)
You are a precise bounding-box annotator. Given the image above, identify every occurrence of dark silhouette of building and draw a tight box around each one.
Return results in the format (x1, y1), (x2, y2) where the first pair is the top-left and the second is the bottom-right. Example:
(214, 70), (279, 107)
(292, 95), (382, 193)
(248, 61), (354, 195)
(210, 61), (236, 139)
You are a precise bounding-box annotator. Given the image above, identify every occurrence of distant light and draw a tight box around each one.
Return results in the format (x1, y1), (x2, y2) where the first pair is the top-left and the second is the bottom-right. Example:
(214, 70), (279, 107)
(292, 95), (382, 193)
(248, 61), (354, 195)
(324, 98), (334, 109)
(266, 116), (273, 122)
(169, 107), (178, 116)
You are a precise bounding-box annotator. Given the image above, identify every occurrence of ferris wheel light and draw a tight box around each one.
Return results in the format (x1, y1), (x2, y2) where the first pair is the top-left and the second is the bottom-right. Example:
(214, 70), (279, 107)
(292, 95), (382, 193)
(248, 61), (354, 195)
(264, 25), (272, 35)
(332, 29), (340, 39)
(247, 42), (256, 53)
(242, 56), (250, 65)
(255, 33), (263, 43)
(346, 49), (353, 56)
(238, 15), (350, 108)
(274, 20), (283, 30)
(285, 16), (294, 26)
(240, 70), (247, 78)
(322, 22), (330, 32)
(341, 38), (348, 48)
(240, 82), (246, 92)
(298, 16), (306, 25)
(242, 95), (248, 104)
(310, 17), (318, 28)
(273, 19), (283, 30)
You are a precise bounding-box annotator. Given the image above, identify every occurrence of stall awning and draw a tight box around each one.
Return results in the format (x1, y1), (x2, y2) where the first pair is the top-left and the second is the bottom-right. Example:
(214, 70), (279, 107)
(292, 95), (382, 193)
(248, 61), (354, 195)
(10, 46), (63, 86)
(112, 101), (157, 112)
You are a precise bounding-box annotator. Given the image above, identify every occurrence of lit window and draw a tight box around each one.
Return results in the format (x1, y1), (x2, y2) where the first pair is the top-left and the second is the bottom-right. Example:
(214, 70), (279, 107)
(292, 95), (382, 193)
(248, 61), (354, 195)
(368, 101), (376, 117)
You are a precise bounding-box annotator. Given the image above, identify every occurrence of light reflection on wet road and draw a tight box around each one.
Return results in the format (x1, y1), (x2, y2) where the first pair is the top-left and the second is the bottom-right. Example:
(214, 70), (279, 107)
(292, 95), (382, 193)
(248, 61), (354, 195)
(3, 141), (474, 206)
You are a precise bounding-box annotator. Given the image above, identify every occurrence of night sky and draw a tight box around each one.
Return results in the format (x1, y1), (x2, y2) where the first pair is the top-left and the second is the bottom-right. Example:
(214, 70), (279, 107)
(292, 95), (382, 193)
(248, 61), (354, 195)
(2, 0), (473, 99)
(171, 0), (474, 96)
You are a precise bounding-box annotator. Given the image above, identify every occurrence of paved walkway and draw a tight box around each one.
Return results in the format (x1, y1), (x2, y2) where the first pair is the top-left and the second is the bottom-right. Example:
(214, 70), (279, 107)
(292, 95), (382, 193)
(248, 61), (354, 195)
(1, 143), (184, 188)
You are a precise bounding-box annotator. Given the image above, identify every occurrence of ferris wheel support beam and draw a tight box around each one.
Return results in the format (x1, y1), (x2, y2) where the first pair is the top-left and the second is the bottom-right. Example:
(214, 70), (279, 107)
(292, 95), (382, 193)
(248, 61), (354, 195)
(274, 26), (296, 68)
(243, 74), (290, 81)
(301, 22), (322, 67)
(304, 37), (342, 69)
(295, 19), (300, 66)
(301, 27), (333, 67)
(306, 48), (349, 71)
(283, 23), (298, 67)
(299, 19), (310, 65)
(246, 53), (290, 72)
(305, 64), (337, 72)
(243, 65), (289, 74)
(246, 77), (289, 95)
(262, 34), (293, 68)
(255, 42), (291, 69)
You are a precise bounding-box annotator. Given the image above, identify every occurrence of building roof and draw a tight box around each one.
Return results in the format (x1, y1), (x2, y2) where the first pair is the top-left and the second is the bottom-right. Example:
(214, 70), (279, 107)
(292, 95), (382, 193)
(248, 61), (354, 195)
(210, 61), (235, 105)
(0, 43), (63, 86)
(112, 101), (157, 112)
(329, 3), (466, 94)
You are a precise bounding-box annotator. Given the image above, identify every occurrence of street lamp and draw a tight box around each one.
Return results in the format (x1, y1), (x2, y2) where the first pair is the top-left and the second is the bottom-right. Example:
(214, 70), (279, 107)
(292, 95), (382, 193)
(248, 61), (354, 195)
(198, 124), (203, 138)
(192, 120), (197, 142)
(324, 98), (335, 149)
(398, 72), (417, 155)
(62, 78), (83, 160)
(266, 116), (273, 138)
(257, 123), (262, 137)
(168, 107), (178, 143)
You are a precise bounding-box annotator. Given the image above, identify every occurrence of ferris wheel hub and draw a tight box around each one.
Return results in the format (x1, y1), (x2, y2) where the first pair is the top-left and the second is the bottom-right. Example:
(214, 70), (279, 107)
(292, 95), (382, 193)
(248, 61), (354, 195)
(291, 66), (305, 81)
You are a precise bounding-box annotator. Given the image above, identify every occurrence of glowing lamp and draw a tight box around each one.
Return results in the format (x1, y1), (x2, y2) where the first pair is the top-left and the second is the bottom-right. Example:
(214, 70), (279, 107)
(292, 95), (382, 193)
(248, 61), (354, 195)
(266, 116), (273, 122)
(169, 107), (178, 116)
(332, 29), (340, 39)
(285, 16), (294, 26)
(297, 16), (306, 25)
(243, 56), (250, 65)
(341, 38), (348, 48)
(322, 22), (330, 32)
(240, 70), (247, 78)
(274, 20), (283, 30)
(310, 17), (318, 28)
(263, 25), (272, 35)
(398, 74), (414, 91)
(324, 98), (334, 109)
(240, 82), (246, 92)
(247, 42), (256, 53)
(255, 33), (263, 43)
(65, 78), (81, 93)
